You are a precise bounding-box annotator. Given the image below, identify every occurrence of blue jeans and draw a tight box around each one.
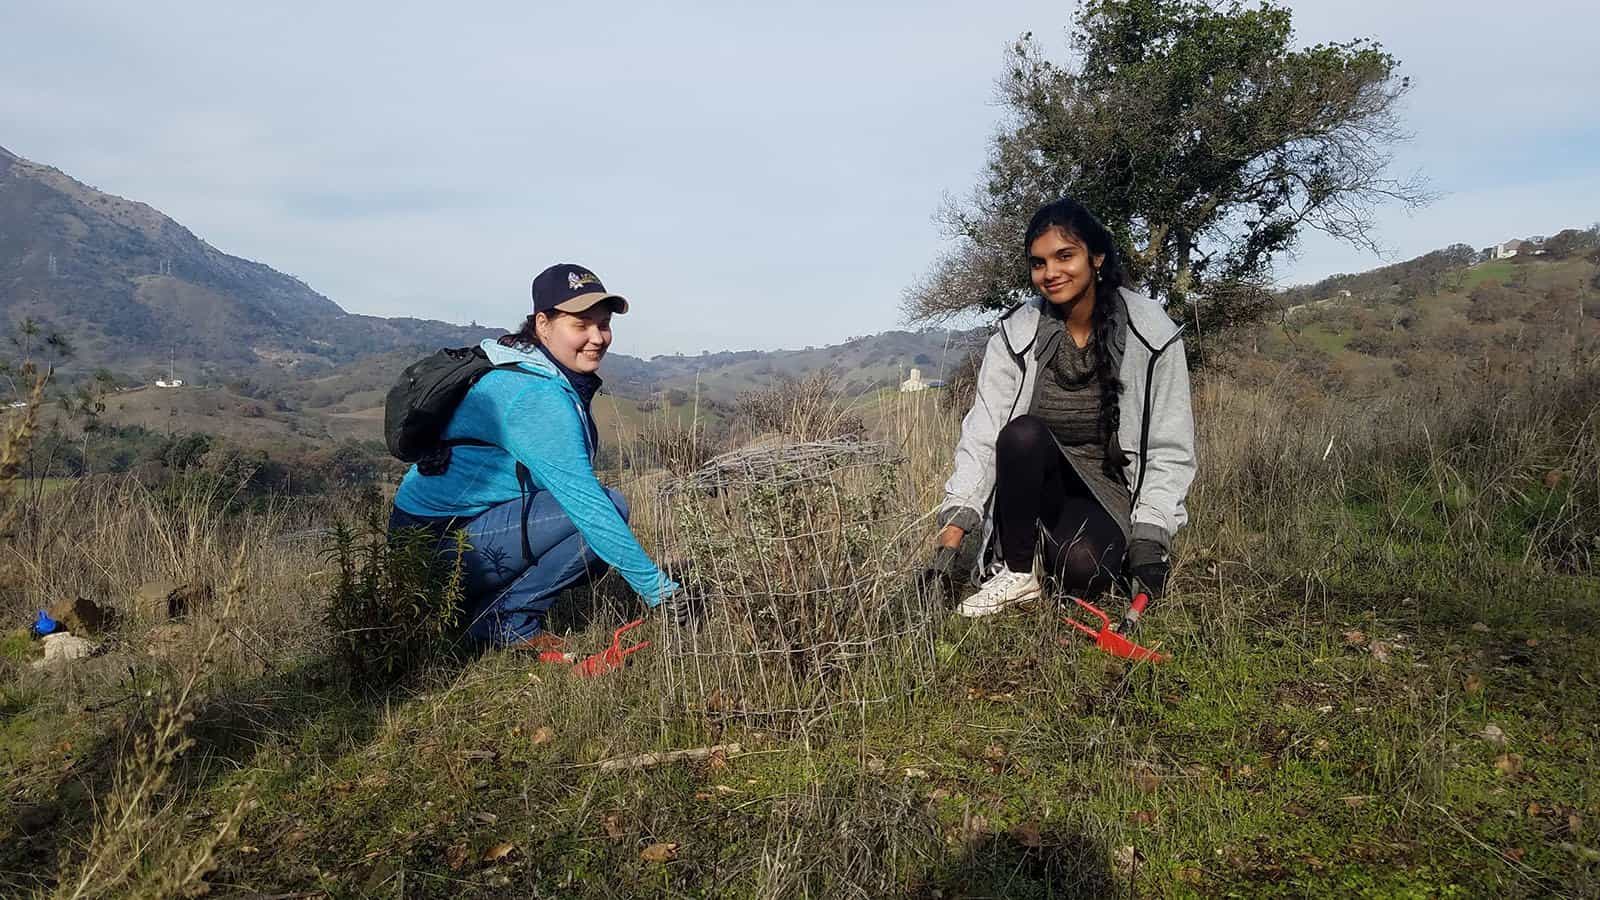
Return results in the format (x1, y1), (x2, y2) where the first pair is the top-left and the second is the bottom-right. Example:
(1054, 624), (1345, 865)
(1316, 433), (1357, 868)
(388, 487), (630, 646)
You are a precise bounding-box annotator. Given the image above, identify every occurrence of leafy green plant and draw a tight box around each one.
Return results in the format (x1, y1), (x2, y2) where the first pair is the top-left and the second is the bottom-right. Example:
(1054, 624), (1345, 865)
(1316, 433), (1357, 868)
(321, 505), (465, 683)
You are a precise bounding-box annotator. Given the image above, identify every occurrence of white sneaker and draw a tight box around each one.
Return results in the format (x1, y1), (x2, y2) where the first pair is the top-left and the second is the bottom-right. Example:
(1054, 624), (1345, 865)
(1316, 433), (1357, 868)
(955, 567), (1041, 618)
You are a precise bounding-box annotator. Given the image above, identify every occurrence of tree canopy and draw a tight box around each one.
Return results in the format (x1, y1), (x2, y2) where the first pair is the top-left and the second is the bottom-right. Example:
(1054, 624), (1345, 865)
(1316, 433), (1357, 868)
(908, 0), (1429, 356)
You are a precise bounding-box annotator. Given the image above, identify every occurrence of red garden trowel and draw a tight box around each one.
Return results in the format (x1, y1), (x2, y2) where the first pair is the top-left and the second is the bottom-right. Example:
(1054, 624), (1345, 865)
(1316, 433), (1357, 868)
(1063, 594), (1168, 663)
(537, 619), (651, 678)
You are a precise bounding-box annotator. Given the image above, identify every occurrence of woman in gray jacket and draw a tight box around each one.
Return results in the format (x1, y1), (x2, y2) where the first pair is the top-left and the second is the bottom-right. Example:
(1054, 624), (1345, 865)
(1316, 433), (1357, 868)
(932, 198), (1196, 619)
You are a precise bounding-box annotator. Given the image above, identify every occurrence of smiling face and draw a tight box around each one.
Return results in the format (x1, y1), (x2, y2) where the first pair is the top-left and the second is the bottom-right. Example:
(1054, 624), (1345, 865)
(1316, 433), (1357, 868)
(1028, 226), (1105, 309)
(535, 305), (614, 374)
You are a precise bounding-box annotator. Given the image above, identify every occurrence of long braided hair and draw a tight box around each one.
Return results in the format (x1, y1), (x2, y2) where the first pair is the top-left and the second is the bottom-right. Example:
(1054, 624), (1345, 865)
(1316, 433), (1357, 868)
(1022, 198), (1129, 479)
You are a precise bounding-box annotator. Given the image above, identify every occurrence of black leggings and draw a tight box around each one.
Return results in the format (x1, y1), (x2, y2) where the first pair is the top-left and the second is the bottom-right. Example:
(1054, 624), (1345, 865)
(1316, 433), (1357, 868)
(994, 415), (1126, 597)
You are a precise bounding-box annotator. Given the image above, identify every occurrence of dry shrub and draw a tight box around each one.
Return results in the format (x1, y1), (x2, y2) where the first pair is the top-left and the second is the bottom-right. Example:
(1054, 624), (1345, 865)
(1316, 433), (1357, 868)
(732, 368), (864, 444)
(633, 415), (720, 475)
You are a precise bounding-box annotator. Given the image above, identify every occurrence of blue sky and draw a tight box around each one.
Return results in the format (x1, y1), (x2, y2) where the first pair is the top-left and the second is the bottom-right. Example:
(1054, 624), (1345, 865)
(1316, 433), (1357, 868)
(3, 1), (1596, 357)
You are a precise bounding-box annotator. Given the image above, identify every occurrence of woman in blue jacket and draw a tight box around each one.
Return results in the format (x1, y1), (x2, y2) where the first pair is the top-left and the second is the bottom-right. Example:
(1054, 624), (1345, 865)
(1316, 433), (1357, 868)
(389, 264), (679, 648)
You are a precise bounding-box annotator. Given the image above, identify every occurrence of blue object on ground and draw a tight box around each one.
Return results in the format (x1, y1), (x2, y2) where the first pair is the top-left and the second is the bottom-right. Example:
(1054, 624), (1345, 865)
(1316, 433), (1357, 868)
(31, 610), (59, 638)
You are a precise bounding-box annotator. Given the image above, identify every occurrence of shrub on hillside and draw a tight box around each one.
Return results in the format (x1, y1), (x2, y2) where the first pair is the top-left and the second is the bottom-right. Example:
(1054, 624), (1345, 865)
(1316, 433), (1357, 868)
(731, 368), (864, 443)
(634, 416), (720, 474)
(322, 498), (464, 683)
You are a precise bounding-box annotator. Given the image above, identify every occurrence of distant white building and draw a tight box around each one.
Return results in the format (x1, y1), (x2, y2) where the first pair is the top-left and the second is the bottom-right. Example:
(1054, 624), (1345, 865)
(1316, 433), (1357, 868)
(6, 401), (27, 410)
(1492, 239), (1528, 260)
(154, 379), (184, 388)
(900, 367), (946, 393)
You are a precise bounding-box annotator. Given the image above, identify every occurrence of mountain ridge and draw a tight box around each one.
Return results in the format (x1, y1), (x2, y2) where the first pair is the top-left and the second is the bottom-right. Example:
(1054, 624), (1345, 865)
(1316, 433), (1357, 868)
(0, 145), (497, 381)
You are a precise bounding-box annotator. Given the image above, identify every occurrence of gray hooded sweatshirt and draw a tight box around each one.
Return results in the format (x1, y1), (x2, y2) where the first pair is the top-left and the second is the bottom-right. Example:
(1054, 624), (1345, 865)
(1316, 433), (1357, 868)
(939, 287), (1196, 579)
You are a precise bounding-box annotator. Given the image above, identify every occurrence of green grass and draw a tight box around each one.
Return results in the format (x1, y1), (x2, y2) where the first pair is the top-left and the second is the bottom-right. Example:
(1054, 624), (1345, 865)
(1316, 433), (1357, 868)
(1461, 260), (1516, 290)
(1284, 324), (1352, 355)
(6, 507), (1594, 897)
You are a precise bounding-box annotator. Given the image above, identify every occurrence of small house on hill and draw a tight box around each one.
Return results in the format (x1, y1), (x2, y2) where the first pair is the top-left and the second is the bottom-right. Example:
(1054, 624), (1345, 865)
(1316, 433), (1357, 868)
(900, 368), (945, 393)
(1492, 239), (1528, 260)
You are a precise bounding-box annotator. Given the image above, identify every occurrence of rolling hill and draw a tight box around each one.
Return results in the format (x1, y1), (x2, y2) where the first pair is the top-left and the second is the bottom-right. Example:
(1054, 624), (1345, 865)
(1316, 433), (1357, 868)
(0, 144), (498, 383)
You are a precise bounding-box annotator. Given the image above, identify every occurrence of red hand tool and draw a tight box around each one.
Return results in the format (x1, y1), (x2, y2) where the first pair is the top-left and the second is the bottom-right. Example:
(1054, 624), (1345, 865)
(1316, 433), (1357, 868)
(538, 619), (650, 677)
(1063, 594), (1168, 663)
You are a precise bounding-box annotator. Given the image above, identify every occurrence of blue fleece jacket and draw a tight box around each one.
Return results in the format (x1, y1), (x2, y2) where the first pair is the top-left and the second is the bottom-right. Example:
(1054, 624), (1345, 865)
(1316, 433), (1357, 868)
(393, 339), (678, 606)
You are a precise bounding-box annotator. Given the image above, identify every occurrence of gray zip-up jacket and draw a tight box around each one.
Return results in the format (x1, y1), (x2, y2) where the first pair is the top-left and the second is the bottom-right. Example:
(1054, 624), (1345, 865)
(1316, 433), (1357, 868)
(939, 287), (1196, 576)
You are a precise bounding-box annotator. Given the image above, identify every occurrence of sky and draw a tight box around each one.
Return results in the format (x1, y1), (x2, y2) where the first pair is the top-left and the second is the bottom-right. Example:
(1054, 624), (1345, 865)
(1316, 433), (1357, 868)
(3, 1), (1597, 357)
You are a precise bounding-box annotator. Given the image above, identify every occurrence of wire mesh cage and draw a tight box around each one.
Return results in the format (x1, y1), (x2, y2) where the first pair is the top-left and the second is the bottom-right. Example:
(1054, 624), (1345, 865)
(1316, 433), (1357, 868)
(650, 438), (939, 734)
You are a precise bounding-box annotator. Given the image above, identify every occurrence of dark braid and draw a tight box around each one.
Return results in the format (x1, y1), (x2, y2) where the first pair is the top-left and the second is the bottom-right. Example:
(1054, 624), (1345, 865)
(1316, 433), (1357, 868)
(1089, 264), (1129, 478)
(1023, 197), (1130, 479)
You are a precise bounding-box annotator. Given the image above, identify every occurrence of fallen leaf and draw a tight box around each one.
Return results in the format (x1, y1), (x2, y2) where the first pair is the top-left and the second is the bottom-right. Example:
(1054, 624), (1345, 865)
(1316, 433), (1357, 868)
(1342, 629), (1368, 647)
(481, 841), (515, 863)
(707, 749), (731, 772)
(530, 726), (554, 745)
(1527, 802), (1543, 817)
(962, 813), (989, 841)
(1369, 641), (1393, 663)
(1471, 622), (1490, 633)
(865, 757), (886, 775)
(460, 749), (497, 762)
(445, 843), (469, 871)
(472, 811), (498, 826)
(903, 767), (930, 779)
(640, 842), (679, 863)
(926, 787), (952, 802)
(1342, 795), (1369, 808)
(602, 814), (626, 840)
(1134, 771), (1161, 794)
(982, 744), (1007, 761)
(1569, 813), (1584, 836)
(1011, 822), (1044, 848)
(1495, 753), (1524, 776)
(1176, 866), (1204, 885)
(1129, 810), (1156, 826)
(1313, 738), (1331, 753)
(1477, 724), (1507, 746)
(1464, 674), (1484, 695)
(1112, 845), (1140, 877)
(1506, 847), (1525, 862)
(715, 785), (737, 796)
(693, 791), (714, 801)
(1525, 638), (1540, 648)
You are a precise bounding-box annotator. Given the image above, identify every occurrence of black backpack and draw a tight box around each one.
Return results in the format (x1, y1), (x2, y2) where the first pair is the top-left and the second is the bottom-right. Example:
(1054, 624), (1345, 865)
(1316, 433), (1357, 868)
(385, 346), (525, 476)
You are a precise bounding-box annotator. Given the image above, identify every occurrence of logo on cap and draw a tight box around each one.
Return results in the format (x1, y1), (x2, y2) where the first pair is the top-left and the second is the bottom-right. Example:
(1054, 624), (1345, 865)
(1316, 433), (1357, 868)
(568, 271), (600, 291)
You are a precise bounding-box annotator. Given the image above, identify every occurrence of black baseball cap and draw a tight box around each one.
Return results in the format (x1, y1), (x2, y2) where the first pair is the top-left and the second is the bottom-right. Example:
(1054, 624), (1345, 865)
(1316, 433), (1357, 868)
(531, 264), (629, 316)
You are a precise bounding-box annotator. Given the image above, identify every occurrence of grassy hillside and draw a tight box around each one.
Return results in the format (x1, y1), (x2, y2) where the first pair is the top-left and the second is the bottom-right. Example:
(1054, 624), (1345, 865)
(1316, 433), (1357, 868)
(1, 344), (1597, 896)
(1, 245), (1597, 897)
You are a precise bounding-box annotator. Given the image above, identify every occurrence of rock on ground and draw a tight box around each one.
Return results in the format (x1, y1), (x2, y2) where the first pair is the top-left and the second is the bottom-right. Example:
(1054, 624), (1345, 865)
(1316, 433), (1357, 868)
(31, 632), (95, 669)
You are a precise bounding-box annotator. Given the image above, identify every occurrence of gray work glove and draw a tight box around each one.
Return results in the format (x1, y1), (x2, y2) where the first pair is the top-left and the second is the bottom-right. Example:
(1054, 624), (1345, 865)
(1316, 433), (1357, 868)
(1125, 539), (1170, 600)
(915, 545), (960, 602)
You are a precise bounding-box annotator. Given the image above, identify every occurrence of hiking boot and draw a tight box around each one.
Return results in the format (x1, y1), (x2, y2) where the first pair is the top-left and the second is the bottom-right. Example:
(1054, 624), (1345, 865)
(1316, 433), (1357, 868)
(955, 567), (1041, 618)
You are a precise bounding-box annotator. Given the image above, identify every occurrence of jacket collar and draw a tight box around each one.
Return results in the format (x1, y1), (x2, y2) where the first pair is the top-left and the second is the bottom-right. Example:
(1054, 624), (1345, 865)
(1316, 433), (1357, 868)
(1001, 290), (1135, 366)
(481, 338), (559, 376)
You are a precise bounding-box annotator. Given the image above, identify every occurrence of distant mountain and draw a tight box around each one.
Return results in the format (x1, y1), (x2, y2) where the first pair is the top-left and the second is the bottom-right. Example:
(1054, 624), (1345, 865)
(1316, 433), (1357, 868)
(0, 145), (497, 382)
